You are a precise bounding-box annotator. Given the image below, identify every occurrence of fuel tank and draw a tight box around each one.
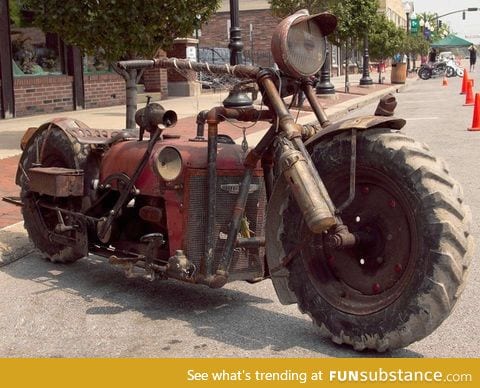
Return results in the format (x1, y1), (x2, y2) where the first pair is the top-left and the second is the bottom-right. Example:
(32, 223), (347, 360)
(99, 137), (262, 197)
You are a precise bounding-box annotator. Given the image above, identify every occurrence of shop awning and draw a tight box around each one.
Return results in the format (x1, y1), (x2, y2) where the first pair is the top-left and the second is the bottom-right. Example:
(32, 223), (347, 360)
(431, 35), (473, 48)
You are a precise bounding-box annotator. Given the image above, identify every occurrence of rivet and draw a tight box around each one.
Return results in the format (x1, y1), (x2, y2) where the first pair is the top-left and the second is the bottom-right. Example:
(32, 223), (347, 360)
(372, 283), (381, 294)
(361, 186), (370, 194)
(376, 256), (384, 264)
(389, 199), (397, 208)
(395, 263), (403, 273)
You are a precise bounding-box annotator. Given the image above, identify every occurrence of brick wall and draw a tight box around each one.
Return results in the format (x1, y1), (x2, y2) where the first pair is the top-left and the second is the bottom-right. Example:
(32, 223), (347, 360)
(200, 9), (280, 61)
(14, 75), (74, 117)
(84, 73), (126, 109)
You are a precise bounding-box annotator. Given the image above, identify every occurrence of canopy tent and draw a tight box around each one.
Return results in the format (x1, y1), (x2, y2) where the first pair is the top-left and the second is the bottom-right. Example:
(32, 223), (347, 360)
(431, 35), (473, 48)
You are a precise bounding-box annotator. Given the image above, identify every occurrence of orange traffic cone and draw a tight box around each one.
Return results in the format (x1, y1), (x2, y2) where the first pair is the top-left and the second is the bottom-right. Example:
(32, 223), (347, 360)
(442, 76), (448, 86)
(468, 93), (480, 131)
(461, 69), (470, 94)
(464, 80), (475, 106)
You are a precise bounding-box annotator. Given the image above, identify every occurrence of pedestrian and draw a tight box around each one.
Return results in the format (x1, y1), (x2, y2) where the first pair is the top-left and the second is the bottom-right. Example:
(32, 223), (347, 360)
(428, 48), (437, 65)
(468, 44), (477, 72)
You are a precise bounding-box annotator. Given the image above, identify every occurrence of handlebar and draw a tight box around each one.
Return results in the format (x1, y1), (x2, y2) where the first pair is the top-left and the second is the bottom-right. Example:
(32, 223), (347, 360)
(117, 57), (261, 80)
(117, 59), (156, 70)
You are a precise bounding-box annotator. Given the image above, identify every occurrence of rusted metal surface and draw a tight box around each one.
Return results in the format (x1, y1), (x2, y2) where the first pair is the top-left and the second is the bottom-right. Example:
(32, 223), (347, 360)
(28, 167), (84, 197)
(304, 115), (406, 148)
(118, 57), (261, 81)
(305, 166), (418, 315)
(271, 11), (337, 78)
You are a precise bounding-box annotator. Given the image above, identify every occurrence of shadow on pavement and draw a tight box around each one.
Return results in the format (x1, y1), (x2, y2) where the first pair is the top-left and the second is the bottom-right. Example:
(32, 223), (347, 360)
(1, 247), (423, 358)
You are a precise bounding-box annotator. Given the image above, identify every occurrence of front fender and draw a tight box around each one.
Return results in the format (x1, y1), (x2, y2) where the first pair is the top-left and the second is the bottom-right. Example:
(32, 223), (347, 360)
(304, 115), (405, 149)
(265, 174), (298, 305)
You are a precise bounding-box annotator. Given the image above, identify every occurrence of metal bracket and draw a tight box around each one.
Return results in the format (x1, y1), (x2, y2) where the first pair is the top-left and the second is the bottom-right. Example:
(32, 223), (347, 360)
(336, 128), (357, 214)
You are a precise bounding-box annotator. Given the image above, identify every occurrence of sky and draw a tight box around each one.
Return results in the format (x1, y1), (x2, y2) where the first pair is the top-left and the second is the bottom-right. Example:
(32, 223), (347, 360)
(413, 0), (480, 43)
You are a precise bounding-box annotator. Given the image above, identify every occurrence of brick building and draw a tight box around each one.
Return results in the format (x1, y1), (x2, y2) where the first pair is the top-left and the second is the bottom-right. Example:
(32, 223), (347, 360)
(0, 0), (134, 119)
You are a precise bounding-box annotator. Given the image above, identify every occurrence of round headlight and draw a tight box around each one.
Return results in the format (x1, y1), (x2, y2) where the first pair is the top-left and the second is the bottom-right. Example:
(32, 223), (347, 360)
(271, 10), (337, 78)
(155, 147), (182, 181)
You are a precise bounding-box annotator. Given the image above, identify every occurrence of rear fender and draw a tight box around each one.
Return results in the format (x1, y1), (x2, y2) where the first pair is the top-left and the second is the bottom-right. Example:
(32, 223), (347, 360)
(303, 115), (405, 149)
(16, 117), (130, 186)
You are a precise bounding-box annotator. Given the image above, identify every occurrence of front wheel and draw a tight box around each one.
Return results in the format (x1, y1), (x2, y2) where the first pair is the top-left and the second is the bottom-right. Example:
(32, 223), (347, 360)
(280, 129), (472, 351)
(446, 66), (455, 77)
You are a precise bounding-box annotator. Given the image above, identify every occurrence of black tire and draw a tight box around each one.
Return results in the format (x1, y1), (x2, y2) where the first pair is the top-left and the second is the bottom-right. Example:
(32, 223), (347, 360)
(281, 129), (472, 351)
(418, 67), (431, 80)
(446, 66), (455, 78)
(20, 128), (88, 263)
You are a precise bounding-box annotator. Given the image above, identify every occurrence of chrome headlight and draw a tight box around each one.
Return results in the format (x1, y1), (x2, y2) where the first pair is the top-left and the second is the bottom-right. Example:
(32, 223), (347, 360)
(155, 147), (182, 181)
(271, 10), (337, 78)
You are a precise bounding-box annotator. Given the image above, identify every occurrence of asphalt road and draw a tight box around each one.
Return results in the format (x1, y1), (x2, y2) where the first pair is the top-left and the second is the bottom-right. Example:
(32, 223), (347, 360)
(0, 75), (478, 358)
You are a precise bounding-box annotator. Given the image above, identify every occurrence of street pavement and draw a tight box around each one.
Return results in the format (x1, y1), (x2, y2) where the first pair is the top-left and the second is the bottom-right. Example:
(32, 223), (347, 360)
(2, 70), (479, 357)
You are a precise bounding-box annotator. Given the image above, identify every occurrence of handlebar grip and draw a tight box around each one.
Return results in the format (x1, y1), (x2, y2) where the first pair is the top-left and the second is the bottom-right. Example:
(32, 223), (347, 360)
(117, 59), (155, 70)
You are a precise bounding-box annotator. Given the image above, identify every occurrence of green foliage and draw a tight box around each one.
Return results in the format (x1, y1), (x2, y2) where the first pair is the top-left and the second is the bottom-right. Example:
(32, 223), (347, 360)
(22, 0), (220, 61)
(328, 0), (378, 44)
(415, 12), (450, 42)
(269, 0), (330, 17)
(368, 14), (404, 61)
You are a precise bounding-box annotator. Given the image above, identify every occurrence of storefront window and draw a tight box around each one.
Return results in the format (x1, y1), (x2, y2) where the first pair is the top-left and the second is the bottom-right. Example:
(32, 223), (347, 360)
(83, 49), (113, 74)
(9, 1), (64, 76)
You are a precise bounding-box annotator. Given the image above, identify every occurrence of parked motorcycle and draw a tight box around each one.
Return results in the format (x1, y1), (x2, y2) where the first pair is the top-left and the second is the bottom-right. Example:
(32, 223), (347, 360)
(445, 59), (464, 78)
(10, 10), (472, 352)
(418, 61), (448, 79)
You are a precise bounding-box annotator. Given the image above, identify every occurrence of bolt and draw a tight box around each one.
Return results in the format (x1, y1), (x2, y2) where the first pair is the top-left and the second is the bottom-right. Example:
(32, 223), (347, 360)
(395, 263), (403, 273)
(372, 283), (381, 294)
(389, 199), (396, 208)
(361, 186), (370, 194)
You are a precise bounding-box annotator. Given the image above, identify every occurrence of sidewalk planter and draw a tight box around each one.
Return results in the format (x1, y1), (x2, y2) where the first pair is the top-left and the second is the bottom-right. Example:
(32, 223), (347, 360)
(391, 62), (407, 84)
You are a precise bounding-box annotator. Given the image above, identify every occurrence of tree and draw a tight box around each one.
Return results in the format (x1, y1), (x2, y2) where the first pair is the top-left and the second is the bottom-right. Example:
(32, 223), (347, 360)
(269, 0), (330, 17)
(24, 0), (221, 128)
(328, 0), (379, 91)
(368, 14), (405, 82)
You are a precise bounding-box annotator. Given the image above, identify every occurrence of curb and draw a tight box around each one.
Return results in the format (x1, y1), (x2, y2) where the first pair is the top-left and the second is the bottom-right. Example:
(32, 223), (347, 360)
(0, 222), (36, 267)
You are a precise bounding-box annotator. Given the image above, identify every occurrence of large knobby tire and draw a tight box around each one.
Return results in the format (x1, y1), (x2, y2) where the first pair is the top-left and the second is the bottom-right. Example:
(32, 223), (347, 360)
(20, 128), (87, 263)
(281, 128), (472, 351)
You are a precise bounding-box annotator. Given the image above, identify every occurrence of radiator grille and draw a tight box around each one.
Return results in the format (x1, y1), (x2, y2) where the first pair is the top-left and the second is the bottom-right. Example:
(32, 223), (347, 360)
(184, 171), (266, 279)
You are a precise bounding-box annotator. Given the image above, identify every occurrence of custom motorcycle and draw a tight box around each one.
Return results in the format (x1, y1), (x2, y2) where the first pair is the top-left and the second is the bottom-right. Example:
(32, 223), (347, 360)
(11, 10), (472, 352)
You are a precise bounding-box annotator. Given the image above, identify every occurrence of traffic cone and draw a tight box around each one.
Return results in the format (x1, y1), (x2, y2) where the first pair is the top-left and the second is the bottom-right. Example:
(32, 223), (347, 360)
(442, 76), (448, 86)
(464, 80), (475, 106)
(468, 93), (480, 131)
(461, 69), (470, 94)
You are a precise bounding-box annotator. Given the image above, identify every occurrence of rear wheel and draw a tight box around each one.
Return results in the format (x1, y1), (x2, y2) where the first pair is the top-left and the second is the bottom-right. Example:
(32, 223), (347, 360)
(418, 67), (431, 80)
(281, 129), (472, 351)
(20, 129), (87, 263)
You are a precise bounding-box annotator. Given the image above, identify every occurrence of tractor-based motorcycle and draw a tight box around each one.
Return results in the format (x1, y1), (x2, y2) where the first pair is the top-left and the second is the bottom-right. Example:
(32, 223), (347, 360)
(11, 11), (472, 352)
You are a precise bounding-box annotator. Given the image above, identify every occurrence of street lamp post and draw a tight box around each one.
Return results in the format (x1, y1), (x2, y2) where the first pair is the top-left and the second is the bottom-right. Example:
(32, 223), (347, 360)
(359, 34), (373, 86)
(223, 0), (252, 108)
(316, 37), (335, 94)
(405, 2), (411, 73)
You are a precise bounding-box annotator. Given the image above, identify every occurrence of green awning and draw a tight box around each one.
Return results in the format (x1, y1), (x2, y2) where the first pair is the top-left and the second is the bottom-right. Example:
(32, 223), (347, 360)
(431, 35), (473, 48)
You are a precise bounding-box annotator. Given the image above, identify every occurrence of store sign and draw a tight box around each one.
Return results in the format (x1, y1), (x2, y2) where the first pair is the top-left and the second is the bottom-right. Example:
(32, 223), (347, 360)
(410, 18), (419, 33)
